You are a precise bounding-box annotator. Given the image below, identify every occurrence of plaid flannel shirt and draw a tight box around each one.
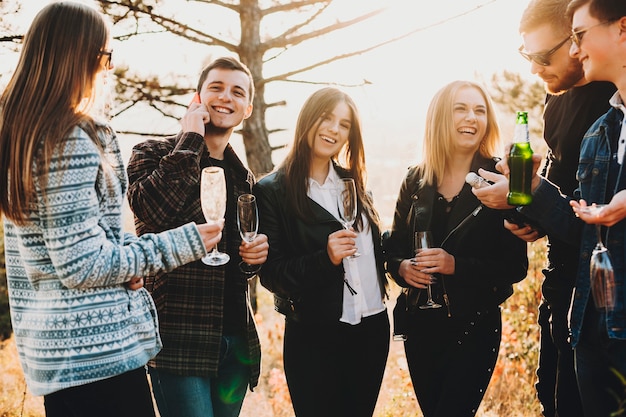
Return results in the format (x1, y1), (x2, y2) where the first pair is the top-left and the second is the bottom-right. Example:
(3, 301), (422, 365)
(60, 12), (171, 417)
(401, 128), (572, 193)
(126, 131), (261, 388)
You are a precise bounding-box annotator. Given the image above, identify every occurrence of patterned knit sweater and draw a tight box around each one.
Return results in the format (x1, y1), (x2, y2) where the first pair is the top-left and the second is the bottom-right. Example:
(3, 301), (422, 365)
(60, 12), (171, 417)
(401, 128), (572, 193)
(4, 122), (207, 396)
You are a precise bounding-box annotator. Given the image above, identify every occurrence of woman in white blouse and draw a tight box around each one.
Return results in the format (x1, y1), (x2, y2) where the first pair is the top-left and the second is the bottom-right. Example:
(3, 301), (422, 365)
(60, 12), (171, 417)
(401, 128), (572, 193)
(254, 87), (389, 417)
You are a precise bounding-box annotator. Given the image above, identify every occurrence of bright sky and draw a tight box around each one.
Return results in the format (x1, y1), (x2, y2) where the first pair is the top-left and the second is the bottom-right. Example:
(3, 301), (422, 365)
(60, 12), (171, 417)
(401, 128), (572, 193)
(1, 0), (536, 225)
(2, 0), (534, 140)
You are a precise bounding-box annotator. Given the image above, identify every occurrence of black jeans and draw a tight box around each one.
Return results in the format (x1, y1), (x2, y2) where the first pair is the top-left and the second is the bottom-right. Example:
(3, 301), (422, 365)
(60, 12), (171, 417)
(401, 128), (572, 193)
(44, 366), (156, 417)
(535, 283), (584, 417)
(283, 310), (390, 417)
(405, 307), (500, 417)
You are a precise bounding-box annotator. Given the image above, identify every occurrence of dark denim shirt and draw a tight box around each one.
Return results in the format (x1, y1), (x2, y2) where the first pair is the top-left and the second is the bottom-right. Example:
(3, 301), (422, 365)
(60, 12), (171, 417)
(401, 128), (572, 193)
(521, 106), (626, 346)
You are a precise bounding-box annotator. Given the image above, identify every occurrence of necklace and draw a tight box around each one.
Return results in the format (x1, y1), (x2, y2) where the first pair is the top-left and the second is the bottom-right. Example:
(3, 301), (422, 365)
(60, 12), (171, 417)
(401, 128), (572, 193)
(437, 192), (460, 213)
(437, 181), (464, 203)
(438, 192), (460, 203)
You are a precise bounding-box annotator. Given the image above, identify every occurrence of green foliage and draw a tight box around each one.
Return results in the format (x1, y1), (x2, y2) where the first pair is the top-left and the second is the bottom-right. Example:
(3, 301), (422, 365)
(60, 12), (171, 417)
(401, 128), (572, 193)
(0, 220), (10, 341)
(489, 70), (546, 115)
(487, 70), (547, 156)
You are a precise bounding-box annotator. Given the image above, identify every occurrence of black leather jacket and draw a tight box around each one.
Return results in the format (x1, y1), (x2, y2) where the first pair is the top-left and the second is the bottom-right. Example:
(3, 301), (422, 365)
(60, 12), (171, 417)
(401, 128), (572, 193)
(385, 155), (529, 316)
(254, 167), (388, 324)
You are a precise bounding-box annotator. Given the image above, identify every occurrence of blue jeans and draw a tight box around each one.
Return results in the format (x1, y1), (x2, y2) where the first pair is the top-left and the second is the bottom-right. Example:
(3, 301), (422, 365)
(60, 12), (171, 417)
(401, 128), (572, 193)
(575, 307), (626, 417)
(148, 335), (250, 417)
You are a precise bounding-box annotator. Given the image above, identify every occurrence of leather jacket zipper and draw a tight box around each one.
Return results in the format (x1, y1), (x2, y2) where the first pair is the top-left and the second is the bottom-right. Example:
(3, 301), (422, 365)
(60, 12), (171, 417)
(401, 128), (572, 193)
(438, 204), (484, 317)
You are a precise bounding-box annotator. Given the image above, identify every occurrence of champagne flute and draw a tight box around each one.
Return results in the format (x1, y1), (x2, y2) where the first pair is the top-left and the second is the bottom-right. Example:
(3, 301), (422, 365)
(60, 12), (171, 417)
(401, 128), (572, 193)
(200, 167), (230, 266)
(415, 231), (442, 309)
(237, 193), (261, 275)
(581, 204), (616, 311)
(336, 178), (360, 258)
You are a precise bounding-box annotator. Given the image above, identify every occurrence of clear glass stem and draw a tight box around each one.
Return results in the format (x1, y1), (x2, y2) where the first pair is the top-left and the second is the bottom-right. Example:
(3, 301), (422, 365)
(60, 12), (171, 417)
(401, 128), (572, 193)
(426, 284), (435, 303)
(343, 223), (360, 258)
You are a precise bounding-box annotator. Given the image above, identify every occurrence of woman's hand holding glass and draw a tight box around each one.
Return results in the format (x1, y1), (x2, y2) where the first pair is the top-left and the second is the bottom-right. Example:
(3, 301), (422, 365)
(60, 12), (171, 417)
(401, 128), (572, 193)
(414, 247), (455, 275)
(326, 228), (358, 266)
(336, 178), (360, 258)
(196, 220), (225, 256)
(399, 258), (434, 289)
(399, 246), (455, 288)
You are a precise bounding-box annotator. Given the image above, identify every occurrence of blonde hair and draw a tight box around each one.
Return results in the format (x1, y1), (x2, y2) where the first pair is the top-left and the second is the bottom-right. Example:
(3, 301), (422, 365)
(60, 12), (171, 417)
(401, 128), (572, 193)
(421, 81), (501, 186)
(0, 2), (109, 223)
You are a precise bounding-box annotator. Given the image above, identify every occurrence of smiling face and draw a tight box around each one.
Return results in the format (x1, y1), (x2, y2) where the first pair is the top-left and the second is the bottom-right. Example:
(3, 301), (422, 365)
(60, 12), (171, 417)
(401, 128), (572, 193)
(570, 4), (621, 85)
(451, 86), (488, 154)
(198, 67), (253, 130)
(521, 23), (583, 94)
(307, 101), (352, 166)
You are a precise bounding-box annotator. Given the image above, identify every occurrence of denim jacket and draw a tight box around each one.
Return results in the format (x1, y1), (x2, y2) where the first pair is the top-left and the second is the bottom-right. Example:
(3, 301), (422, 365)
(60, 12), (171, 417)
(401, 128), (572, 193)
(521, 106), (626, 346)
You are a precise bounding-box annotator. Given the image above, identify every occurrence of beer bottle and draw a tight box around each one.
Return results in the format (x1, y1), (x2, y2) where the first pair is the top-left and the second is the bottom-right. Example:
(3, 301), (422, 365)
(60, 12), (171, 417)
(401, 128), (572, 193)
(507, 111), (533, 206)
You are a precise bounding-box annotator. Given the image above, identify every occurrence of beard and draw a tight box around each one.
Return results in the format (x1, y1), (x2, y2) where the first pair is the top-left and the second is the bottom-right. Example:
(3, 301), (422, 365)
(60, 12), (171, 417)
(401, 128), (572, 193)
(544, 61), (585, 95)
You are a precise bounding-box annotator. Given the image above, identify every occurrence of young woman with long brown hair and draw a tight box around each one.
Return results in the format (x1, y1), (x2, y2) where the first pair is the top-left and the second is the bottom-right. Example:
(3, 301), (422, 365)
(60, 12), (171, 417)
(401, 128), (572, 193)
(0, 3), (221, 416)
(254, 87), (389, 417)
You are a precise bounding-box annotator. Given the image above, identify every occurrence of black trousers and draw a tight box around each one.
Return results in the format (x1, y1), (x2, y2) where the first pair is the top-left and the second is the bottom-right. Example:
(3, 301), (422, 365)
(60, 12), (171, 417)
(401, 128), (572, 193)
(535, 284), (584, 417)
(405, 307), (500, 417)
(283, 310), (390, 417)
(44, 366), (156, 417)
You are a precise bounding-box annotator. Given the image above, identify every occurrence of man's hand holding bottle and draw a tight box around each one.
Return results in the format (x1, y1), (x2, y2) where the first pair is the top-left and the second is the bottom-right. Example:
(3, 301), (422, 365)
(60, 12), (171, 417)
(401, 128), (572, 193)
(470, 152), (544, 242)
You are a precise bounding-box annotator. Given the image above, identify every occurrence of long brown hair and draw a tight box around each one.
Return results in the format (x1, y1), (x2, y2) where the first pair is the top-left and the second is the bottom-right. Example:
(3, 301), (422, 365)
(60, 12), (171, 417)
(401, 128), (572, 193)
(278, 87), (380, 231)
(0, 2), (109, 224)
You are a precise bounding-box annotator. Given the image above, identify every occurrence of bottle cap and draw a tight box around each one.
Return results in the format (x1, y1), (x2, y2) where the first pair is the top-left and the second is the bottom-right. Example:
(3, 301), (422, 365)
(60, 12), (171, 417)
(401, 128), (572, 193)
(516, 111), (528, 125)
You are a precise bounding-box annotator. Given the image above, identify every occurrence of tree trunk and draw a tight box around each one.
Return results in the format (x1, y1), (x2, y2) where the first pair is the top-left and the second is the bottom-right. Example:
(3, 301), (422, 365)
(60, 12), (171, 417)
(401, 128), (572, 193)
(239, 0), (274, 178)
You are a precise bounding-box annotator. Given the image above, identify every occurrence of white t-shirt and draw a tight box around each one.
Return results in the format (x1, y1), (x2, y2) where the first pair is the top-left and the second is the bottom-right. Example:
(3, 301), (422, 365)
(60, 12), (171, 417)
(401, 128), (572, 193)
(609, 92), (626, 165)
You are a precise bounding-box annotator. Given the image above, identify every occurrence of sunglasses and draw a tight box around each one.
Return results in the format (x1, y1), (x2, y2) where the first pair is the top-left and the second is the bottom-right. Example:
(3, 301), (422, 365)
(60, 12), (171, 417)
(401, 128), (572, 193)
(99, 49), (113, 69)
(571, 21), (612, 47)
(518, 36), (571, 66)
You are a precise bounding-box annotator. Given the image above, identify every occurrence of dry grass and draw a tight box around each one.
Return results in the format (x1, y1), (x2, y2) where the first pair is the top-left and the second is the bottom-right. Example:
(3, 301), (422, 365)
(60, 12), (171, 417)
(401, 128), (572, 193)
(0, 240), (546, 417)
(0, 335), (44, 417)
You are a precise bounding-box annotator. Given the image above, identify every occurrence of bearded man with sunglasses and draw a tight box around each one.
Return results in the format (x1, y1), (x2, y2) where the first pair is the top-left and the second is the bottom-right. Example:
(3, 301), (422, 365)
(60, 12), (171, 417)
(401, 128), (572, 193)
(518, 3), (614, 416)
(473, 0), (613, 415)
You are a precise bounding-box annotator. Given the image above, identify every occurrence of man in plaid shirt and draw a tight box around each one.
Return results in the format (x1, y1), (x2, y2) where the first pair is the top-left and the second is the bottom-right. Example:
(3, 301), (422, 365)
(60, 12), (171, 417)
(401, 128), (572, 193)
(126, 56), (268, 417)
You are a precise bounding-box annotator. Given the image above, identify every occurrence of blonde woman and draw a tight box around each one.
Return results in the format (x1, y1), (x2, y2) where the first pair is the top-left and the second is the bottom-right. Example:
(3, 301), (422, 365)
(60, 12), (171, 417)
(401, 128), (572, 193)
(385, 81), (528, 417)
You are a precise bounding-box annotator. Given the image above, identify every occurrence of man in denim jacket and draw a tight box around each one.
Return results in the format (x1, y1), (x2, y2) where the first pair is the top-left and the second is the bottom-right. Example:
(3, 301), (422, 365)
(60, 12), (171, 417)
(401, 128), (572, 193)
(511, 0), (626, 415)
